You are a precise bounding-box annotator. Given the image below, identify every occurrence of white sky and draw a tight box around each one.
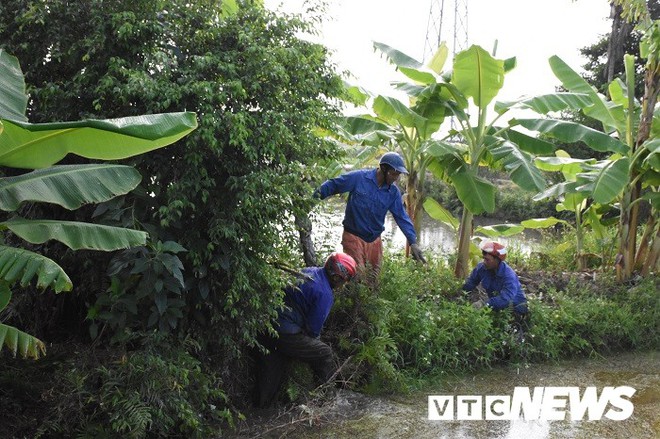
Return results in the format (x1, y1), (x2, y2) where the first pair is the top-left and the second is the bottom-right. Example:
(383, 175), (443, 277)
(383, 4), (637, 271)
(264, 0), (613, 102)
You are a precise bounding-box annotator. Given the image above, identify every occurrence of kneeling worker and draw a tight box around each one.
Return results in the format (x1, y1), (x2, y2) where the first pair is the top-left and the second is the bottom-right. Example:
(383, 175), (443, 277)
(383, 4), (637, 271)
(256, 252), (357, 408)
(462, 240), (530, 330)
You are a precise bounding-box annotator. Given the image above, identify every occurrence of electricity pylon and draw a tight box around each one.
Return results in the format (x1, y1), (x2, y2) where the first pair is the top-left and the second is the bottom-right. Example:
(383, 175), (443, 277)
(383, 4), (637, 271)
(424, 0), (469, 62)
(423, 0), (469, 134)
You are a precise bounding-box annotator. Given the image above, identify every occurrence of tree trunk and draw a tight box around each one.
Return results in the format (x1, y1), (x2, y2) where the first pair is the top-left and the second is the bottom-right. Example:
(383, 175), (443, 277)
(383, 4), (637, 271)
(576, 207), (587, 271)
(606, 4), (634, 84)
(454, 208), (473, 278)
(295, 213), (317, 267)
(404, 168), (424, 258)
(640, 225), (660, 276)
(617, 60), (660, 281)
(634, 215), (654, 268)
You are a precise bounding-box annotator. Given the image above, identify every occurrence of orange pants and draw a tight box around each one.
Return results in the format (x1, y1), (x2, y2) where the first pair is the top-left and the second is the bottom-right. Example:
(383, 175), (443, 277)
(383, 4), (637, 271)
(341, 230), (382, 282)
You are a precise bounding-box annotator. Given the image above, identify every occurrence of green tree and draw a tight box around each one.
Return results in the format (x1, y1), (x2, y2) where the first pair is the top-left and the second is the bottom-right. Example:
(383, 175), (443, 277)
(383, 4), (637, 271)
(339, 43), (560, 276)
(0, 0), (345, 355)
(0, 49), (196, 358)
(515, 0), (660, 279)
(366, 44), (561, 277)
(517, 52), (659, 278)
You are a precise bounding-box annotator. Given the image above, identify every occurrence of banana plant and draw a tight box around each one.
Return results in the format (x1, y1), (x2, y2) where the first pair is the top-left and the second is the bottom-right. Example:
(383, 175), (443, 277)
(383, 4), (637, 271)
(0, 49), (197, 358)
(532, 151), (618, 270)
(333, 42), (453, 256)
(339, 43), (590, 277)
(418, 44), (585, 278)
(513, 51), (659, 279)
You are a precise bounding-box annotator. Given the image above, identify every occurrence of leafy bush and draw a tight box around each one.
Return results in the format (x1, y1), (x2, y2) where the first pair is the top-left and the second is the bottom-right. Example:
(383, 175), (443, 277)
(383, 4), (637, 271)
(87, 240), (188, 342)
(34, 335), (231, 438)
(337, 257), (659, 392)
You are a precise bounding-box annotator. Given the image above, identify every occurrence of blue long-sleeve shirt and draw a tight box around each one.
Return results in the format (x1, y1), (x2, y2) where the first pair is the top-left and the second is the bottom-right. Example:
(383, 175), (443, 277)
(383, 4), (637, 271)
(315, 168), (417, 244)
(462, 261), (527, 311)
(276, 267), (334, 338)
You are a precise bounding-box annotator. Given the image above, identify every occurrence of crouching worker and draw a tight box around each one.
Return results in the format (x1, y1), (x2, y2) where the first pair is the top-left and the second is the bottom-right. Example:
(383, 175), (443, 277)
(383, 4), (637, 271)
(255, 252), (357, 408)
(462, 240), (530, 336)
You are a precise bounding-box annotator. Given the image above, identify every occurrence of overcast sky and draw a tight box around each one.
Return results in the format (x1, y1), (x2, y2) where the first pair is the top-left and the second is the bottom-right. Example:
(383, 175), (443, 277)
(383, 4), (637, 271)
(263, 0), (613, 102)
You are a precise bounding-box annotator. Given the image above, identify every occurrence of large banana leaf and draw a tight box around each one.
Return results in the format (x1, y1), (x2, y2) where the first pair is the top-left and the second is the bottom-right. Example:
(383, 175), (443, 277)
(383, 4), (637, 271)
(423, 197), (459, 231)
(0, 50), (28, 123)
(373, 42), (437, 85)
(410, 85), (452, 137)
(487, 139), (546, 191)
(450, 172), (496, 214)
(475, 223), (524, 237)
(426, 42), (449, 75)
(642, 138), (660, 170)
(0, 113), (197, 169)
(558, 192), (588, 212)
(0, 323), (46, 359)
(535, 155), (596, 177)
(502, 129), (556, 155)
(514, 118), (628, 154)
(340, 116), (391, 135)
(2, 218), (147, 251)
(495, 93), (593, 115)
(334, 115), (394, 146)
(0, 50), (197, 169)
(0, 281), (46, 359)
(0, 283), (9, 310)
(0, 164), (141, 212)
(576, 158), (630, 204)
(0, 245), (72, 292)
(426, 139), (467, 162)
(452, 45), (504, 108)
(373, 96), (426, 130)
(520, 217), (569, 229)
(549, 56), (626, 134)
(608, 77), (635, 109)
(343, 82), (371, 106)
(533, 181), (582, 201)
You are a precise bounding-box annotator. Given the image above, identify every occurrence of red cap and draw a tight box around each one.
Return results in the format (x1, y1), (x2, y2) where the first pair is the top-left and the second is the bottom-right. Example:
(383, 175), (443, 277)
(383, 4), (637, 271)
(325, 252), (357, 281)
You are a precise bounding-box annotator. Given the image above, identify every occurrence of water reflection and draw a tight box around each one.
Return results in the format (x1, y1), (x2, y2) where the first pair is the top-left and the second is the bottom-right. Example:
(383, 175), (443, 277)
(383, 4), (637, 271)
(280, 351), (659, 439)
(312, 200), (541, 257)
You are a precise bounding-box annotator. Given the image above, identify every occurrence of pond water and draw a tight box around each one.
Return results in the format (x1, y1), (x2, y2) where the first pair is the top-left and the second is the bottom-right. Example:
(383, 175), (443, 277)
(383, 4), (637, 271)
(311, 200), (542, 258)
(237, 350), (659, 439)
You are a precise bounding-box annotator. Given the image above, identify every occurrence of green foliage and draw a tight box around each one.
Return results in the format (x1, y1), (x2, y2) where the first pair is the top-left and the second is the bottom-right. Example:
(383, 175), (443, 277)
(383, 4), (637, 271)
(523, 50), (659, 279)
(523, 277), (659, 361)
(87, 241), (188, 341)
(0, 0), (346, 358)
(0, 48), (196, 359)
(33, 335), (232, 438)
(490, 185), (561, 223)
(520, 226), (619, 272)
(336, 255), (659, 392)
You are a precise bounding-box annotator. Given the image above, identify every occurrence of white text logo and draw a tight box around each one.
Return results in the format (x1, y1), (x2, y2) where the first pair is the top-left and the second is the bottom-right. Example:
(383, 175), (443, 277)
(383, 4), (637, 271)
(428, 386), (636, 421)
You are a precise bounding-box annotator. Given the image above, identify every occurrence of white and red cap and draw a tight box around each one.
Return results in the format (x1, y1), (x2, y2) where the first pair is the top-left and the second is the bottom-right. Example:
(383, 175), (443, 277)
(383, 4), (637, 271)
(479, 240), (507, 261)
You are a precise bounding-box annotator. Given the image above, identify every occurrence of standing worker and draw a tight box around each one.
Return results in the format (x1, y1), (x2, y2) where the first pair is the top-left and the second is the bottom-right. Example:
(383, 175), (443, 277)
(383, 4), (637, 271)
(255, 252), (357, 408)
(314, 152), (426, 281)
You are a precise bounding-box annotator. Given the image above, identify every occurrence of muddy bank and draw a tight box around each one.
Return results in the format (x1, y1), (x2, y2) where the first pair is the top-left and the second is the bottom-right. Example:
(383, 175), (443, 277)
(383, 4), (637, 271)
(227, 350), (659, 439)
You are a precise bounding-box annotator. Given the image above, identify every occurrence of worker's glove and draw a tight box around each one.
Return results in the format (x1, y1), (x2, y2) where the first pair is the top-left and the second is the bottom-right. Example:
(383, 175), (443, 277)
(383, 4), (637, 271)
(410, 243), (427, 264)
(472, 299), (486, 310)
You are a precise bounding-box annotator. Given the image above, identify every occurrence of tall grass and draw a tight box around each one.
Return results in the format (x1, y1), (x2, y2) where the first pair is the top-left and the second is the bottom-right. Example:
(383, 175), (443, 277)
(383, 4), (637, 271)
(327, 254), (659, 394)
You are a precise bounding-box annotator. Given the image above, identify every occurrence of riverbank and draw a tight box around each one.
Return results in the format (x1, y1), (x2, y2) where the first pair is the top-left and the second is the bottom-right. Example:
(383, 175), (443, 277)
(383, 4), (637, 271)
(227, 350), (659, 438)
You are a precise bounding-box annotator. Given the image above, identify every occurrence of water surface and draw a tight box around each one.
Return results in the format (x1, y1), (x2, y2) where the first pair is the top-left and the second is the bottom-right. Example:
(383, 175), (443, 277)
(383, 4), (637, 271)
(250, 351), (659, 439)
(312, 200), (541, 258)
